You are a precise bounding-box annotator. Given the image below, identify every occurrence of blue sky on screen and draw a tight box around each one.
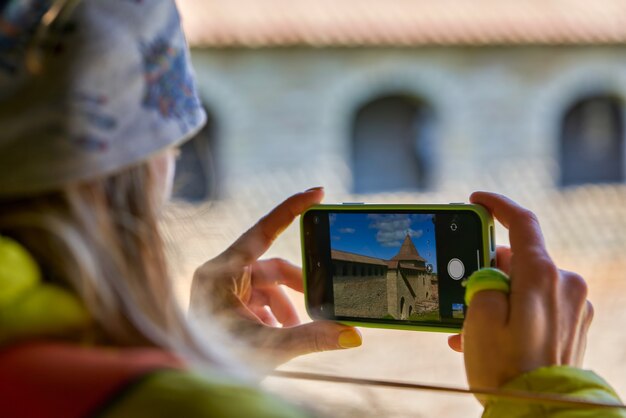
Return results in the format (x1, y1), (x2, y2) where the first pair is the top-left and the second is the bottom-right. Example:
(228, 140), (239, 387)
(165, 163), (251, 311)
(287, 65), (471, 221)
(329, 213), (437, 272)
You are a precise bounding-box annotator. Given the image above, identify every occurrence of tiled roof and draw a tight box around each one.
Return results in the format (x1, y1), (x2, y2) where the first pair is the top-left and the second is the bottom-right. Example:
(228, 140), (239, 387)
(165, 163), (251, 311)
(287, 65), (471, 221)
(391, 235), (426, 263)
(177, 0), (626, 48)
(396, 261), (427, 272)
(331, 249), (388, 266)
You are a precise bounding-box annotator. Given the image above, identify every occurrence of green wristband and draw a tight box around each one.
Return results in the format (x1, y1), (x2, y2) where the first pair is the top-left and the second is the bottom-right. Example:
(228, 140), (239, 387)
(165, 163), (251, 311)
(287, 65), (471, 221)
(464, 268), (510, 306)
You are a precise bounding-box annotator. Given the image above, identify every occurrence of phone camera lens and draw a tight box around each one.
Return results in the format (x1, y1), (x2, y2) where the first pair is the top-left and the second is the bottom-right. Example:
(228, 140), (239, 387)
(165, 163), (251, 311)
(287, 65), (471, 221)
(313, 216), (320, 224)
(450, 223), (458, 231)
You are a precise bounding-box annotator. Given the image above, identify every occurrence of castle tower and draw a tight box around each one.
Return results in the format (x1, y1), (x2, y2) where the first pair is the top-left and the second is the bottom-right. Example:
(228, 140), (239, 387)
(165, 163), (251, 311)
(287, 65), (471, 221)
(386, 234), (430, 318)
(390, 234), (426, 269)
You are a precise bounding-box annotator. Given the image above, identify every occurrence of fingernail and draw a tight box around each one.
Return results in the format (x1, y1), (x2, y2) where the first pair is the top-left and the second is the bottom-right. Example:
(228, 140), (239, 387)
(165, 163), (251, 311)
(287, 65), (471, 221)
(338, 329), (362, 348)
(305, 186), (324, 192)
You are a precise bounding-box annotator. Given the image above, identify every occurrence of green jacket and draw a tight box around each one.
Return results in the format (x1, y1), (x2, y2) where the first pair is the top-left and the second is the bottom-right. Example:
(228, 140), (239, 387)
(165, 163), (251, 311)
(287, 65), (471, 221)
(99, 365), (624, 418)
(484, 366), (625, 418)
(100, 369), (312, 418)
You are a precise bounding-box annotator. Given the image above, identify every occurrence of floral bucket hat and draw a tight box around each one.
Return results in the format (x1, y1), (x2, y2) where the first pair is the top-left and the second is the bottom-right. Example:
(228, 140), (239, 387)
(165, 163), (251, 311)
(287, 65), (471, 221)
(0, 0), (206, 197)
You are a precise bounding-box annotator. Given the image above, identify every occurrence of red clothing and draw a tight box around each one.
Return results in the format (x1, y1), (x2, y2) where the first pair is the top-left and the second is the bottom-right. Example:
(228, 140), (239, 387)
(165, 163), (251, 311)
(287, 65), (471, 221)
(0, 342), (181, 418)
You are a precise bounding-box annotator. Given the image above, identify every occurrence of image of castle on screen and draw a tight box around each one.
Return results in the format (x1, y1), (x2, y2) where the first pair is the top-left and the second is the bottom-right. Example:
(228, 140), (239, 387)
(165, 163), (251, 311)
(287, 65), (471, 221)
(329, 213), (441, 322)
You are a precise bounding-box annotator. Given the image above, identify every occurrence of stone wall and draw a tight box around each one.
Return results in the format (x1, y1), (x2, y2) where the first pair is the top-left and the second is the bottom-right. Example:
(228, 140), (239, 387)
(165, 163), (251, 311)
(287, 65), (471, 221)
(388, 269), (438, 319)
(333, 275), (388, 318)
(332, 264), (438, 319)
(403, 270), (432, 302)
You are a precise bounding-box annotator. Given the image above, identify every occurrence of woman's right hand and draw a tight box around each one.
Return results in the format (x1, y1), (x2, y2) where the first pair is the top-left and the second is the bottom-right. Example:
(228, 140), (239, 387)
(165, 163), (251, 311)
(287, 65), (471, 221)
(190, 189), (362, 367)
(448, 192), (594, 392)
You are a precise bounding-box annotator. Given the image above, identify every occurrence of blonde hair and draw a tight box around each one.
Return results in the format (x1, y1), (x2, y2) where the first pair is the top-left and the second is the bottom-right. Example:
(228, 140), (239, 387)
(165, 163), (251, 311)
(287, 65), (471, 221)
(0, 160), (243, 375)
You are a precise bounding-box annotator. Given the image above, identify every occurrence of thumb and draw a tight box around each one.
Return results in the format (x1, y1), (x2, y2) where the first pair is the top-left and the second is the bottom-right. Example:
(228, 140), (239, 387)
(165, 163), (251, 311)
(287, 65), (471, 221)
(280, 321), (362, 358)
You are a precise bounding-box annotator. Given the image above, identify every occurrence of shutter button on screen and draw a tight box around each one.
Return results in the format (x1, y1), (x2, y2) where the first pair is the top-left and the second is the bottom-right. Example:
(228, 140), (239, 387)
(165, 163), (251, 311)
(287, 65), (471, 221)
(447, 258), (465, 280)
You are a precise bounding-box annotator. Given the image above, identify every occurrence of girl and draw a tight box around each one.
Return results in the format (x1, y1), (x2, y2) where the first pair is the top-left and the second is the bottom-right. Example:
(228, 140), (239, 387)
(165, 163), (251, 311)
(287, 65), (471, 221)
(0, 1), (356, 416)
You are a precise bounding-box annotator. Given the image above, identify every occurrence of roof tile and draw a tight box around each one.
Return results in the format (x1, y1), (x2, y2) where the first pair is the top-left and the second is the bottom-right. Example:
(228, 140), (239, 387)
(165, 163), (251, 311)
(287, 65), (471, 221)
(177, 0), (626, 47)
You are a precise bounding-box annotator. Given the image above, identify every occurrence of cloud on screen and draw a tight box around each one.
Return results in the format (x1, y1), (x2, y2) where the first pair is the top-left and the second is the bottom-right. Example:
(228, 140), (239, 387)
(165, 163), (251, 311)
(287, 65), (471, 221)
(367, 214), (425, 247)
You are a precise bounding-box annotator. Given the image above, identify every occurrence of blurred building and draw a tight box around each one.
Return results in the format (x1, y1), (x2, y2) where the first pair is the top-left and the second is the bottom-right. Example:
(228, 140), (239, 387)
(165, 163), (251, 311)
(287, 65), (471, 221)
(175, 0), (626, 200)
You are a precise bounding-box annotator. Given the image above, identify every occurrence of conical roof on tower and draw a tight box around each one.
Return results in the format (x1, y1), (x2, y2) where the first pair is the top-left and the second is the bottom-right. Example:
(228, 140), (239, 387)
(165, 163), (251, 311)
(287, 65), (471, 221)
(391, 234), (426, 263)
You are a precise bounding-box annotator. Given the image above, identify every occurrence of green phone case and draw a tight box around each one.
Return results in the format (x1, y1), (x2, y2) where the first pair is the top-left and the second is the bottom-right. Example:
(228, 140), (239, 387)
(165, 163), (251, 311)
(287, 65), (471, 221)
(300, 203), (495, 333)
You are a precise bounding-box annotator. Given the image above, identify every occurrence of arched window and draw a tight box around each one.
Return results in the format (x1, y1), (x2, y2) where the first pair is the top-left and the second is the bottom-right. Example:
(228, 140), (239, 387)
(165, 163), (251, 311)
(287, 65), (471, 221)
(560, 95), (624, 186)
(400, 297), (405, 318)
(408, 306), (413, 317)
(173, 107), (220, 201)
(351, 95), (436, 193)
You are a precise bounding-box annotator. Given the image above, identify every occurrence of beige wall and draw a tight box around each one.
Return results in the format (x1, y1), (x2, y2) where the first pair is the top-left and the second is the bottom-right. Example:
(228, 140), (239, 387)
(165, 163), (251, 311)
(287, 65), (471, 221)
(190, 46), (626, 200)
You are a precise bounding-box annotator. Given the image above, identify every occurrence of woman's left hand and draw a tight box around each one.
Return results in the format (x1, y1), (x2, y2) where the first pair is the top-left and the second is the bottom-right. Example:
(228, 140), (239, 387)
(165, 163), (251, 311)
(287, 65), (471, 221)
(190, 188), (362, 365)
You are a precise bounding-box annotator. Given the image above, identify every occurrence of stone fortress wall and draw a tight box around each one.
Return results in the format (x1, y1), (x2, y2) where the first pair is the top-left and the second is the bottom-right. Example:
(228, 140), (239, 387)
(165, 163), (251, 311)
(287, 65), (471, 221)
(332, 235), (438, 319)
(387, 267), (438, 320)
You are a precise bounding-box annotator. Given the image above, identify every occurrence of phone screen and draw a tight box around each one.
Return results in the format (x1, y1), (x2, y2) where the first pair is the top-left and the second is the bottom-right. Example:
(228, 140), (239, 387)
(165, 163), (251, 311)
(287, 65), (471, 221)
(303, 208), (486, 328)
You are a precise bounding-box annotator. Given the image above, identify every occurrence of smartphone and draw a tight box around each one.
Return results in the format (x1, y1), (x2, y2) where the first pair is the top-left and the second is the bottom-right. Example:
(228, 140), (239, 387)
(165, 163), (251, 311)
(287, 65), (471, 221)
(301, 204), (495, 332)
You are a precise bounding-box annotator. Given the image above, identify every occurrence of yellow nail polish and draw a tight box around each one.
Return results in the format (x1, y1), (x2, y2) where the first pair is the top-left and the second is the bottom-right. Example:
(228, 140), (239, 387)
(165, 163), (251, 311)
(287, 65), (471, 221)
(338, 329), (362, 348)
